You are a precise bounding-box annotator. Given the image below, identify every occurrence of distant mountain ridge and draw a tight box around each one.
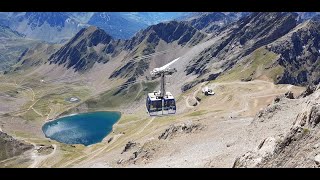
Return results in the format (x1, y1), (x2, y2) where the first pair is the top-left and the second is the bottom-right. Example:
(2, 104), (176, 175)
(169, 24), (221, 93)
(6, 12), (320, 89)
(0, 24), (24, 38)
(0, 12), (192, 43)
(48, 21), (206, 75)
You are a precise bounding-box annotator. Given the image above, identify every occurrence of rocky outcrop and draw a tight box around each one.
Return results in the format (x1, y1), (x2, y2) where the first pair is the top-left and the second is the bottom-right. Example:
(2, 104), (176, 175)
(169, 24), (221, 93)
(234, 89), (320, 168)
(233, 137), (278, 168)
(256, 104), (281, 121)
(297, 84), (320, 98)
(119, 139), (160, 165)
(158, 121), (204, 140)
(36, 144), (54, 156)
(268, 18), (320, 86)
(273, 91), (295, 104)
(121, 141), (139, 154)
(127, 144), (157, 164)
(0, 131), (34, 161)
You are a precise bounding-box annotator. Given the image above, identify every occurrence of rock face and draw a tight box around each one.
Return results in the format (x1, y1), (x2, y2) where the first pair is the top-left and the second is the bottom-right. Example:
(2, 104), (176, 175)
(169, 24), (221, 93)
(186, 12), (298, 77)
(36, 144), (54, 156)
(234, 89), (320, 168)
(158, 121), (204, 140)
(121, 141), (139, 154)
(184, 12), (319, 87)
(184, 12), (233, 33)
(297, 84), (319, 98)
(119, 139), (161, 165)
(284, 91), (294, 99)
(49, 21), (205, 75)
(233, 137), (277, 168)
(11, 43), (61, 73)
(273, 91), (295, 104)
(0, 131), (34, 161)
(133, 21), (206, 47)
(127, 143), (157, 165)
(268, 17), (320, 86)
(49, 26), (118, 72)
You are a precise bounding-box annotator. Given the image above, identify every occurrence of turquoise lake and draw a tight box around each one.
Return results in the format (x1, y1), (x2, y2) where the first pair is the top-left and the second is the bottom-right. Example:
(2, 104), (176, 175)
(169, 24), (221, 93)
(42, 111), (121, 146)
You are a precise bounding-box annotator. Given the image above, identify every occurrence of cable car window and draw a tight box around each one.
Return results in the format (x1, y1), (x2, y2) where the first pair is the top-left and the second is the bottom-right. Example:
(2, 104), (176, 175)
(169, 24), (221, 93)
(164, 99), (176, 110)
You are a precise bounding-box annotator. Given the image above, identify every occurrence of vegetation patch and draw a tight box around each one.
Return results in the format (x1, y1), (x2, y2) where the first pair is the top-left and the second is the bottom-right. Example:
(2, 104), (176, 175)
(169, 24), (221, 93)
(186, 110), (207, 117)
(215, 47), (281, 82)
(85, 81), (159, 109)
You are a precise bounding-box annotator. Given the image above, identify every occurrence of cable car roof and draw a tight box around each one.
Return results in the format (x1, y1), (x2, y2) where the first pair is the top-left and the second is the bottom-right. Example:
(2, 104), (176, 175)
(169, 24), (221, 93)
(147, 91), (174, 100)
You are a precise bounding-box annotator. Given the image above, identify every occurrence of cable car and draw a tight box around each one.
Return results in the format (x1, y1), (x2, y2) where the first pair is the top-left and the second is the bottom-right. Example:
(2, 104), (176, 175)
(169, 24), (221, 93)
(146, 57), (180, 116)
(146, 91), (176, 116)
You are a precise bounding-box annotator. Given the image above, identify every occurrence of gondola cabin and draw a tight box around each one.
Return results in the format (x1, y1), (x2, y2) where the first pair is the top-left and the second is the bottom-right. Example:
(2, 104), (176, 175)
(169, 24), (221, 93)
(146, 91), (176, 115)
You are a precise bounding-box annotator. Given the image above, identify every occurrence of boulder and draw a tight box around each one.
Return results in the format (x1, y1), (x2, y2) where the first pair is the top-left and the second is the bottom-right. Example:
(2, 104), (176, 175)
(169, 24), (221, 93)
(314, 154), (320, 165)
(107, 137), (113, 143)
(284, 91), (294, 99)
(121, 141), (138, 154)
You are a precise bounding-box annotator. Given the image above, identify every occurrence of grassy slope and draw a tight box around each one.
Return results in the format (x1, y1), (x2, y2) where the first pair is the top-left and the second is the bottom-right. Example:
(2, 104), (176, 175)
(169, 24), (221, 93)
(85, 81), (159, 109)
(215, 47), (284, 83)
(0, 39), (40, 71)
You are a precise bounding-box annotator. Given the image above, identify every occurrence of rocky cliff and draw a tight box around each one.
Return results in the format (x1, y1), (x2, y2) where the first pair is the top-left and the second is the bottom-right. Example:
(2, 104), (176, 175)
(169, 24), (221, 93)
(234, 85), (320, 168)
(0, 131), (34, 161)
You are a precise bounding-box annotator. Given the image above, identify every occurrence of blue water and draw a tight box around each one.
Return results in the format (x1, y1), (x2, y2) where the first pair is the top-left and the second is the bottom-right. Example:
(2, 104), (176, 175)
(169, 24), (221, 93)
(42, 111), (121, 146)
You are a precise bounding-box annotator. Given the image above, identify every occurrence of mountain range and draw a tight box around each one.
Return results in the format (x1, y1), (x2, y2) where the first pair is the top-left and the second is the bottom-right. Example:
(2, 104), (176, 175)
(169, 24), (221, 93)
(0, 12), (255, 43)
(3, 12), (320, 86)
(0, 12), (193, 43)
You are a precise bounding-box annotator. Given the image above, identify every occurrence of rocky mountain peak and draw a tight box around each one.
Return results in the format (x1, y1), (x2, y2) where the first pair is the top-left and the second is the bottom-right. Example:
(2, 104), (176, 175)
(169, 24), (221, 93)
(267, 17), (320, 86)
(48, 26), (116, 71)
(68, 26), (113, 47)
(23, 12), (69, 30)
(137, 21), (204, 46)
(184, 12), (232, 33)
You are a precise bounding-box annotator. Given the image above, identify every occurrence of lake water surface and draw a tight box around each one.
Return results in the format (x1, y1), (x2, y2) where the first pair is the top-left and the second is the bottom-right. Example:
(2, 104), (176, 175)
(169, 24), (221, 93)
(42, 111), (121, 146)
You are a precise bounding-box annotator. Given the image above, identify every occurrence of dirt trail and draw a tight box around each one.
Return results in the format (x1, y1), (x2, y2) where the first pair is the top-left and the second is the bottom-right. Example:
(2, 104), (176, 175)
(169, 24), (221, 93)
(185, 82), (206, 108)
(137, 117), (155, 135)
(31, 107), (44, 117)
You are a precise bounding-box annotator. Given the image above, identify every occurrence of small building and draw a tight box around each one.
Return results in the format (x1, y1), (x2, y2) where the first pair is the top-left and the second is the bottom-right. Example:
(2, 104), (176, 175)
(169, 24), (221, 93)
(65, 97), (81, 103)
(202, 86), (215, 96)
